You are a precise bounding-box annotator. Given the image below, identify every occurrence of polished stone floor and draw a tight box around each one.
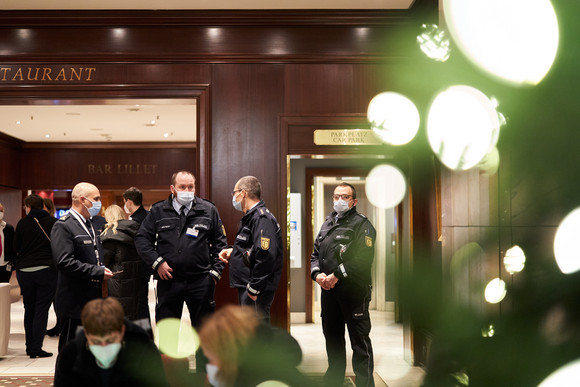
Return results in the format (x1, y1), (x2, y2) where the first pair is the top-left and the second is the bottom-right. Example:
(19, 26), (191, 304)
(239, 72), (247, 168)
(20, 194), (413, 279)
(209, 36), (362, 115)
(0, 283), (424, 386)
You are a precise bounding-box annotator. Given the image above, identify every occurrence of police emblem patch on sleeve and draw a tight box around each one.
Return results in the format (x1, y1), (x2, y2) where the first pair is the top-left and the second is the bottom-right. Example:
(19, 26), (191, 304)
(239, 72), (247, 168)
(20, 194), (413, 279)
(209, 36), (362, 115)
(261, 237), (270, 250)
(365, 236), (373, 247)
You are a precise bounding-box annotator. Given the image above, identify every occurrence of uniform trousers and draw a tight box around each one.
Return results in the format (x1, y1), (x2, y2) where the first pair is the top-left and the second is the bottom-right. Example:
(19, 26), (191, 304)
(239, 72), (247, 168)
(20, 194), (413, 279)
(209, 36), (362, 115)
(16, 268), (57, 354)
(156, 275), (215, 371)
(237, 287), (276, 324)
(321, 284), (374, 387)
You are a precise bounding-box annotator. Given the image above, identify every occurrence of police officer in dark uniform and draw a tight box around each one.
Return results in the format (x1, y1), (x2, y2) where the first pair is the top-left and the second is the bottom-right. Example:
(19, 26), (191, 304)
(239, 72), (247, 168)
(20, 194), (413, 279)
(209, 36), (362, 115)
(134, 170), (227, 343)
(311, 182), (376, 387)
(219, 176), (283, 323)
(51, 182), (114, 352)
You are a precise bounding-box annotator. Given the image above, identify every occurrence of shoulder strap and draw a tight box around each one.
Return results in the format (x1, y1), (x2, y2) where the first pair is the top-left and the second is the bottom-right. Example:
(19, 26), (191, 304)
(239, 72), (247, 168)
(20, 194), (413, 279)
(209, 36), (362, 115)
(34, 217), (51, 242)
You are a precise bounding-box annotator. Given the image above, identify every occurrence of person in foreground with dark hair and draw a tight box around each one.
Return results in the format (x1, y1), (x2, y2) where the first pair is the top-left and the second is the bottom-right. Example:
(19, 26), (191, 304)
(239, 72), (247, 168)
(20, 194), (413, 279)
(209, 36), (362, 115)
(54, 297), (169, 387)
(199, 304), (313, 387)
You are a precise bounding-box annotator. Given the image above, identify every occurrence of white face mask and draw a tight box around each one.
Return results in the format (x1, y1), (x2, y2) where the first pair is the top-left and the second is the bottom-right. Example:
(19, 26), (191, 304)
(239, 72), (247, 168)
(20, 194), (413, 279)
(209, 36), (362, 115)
(0, 211), (4, 221)
(176, 191), (195, 206)
(206, 363), (225, 387)
(232, 193), (243, 212)
(89, 342), (122, 369)
(333, 199), (350, 215)
(123, 203), (131, 215)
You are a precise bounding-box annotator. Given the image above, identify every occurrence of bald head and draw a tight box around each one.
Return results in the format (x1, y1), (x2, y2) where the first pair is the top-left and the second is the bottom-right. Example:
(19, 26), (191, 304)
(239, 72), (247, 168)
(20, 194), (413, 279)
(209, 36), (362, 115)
(71, 182), (101, 218)
(72, 182), (99, 204)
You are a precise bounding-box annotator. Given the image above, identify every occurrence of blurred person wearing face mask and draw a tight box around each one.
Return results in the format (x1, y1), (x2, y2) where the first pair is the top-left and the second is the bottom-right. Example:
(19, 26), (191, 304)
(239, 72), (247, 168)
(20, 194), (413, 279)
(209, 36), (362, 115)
(135, 170), (227, 370)
(51, 182), (115, 351)
(218, 176), (283, 323)
(0, 202), (15, 283)
(54, 297), (168, 387)
(310, 182), (377, 387)
(13, 194), (58, 358)
(199, 305), (312, 387)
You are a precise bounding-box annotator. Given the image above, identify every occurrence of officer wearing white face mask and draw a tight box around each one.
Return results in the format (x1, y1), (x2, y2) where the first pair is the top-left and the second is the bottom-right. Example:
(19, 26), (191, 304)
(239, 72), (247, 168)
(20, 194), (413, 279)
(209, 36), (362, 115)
(54, 297), (169, 387)
(134, 170), (227, 369)
(51, 182), (115, 352)
(310, 182), (376, 387)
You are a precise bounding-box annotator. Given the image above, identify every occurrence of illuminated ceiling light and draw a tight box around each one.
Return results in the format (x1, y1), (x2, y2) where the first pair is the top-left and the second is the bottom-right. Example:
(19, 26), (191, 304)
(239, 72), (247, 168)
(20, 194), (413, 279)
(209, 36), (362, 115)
(44, 134), (50, 139)
(427, 85), (501, 170)
(163, 133), (169, 138)
(538, 359), (580, 387)
(156, 318), (199, 359)
(16, 120), (21, 125)
(481, 324), (495, 338)
(503, 245), (526, 274)
(150, 120), (156, 125)
(442, 0), (559, 85)
(367, 92), (420, 146)
(416, 24), (451, 62)
(484, 278), (507, 304)
(365, 164), (407, 209)
(554, 207), (580, 274)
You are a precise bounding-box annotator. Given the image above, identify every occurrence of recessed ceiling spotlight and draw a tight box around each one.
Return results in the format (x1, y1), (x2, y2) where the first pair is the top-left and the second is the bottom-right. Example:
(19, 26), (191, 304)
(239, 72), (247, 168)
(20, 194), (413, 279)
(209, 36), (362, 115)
(16, 120), (21, 125)
(163, 133), (169, 138)
(45, 134), (50, 138)
(151, 120), (156, 125)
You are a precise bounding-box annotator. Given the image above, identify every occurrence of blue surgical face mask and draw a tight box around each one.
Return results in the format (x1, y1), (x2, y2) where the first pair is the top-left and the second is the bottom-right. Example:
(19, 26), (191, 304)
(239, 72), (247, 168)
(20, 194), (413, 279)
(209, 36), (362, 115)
(333, 199), (350, 216)
(89, 342), (122, 369)
(176, 191), (195, 206)
(232, 193), (243, 212)
(84, 199), (102, 218)
(206, 363), (225, 387)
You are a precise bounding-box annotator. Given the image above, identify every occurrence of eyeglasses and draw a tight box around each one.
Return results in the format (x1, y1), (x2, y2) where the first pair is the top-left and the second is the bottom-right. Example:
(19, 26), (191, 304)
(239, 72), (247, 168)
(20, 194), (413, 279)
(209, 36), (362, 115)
(332, 194), (352, 201)
(232, 189), (243, 197)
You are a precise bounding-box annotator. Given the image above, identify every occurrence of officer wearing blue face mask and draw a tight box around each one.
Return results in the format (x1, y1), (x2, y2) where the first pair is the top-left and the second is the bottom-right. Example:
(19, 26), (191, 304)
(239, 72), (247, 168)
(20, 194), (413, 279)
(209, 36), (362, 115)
(310, 182), (376, 387)
(51, 182), (115, 352)
(54, 297), (169, 387)
(218, 176), (283, 323)
(135, 170), (227, 369)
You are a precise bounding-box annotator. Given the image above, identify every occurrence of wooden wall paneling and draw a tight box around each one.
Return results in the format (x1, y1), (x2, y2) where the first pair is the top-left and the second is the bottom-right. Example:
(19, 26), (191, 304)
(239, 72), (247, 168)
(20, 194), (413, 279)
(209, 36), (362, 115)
(210, 63), (287, 327)
(0, 132), (23, 188)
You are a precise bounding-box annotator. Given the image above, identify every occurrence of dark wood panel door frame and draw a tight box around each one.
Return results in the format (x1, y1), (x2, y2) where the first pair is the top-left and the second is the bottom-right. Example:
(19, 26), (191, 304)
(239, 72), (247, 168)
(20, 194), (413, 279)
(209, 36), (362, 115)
(0, 83), (213, 198)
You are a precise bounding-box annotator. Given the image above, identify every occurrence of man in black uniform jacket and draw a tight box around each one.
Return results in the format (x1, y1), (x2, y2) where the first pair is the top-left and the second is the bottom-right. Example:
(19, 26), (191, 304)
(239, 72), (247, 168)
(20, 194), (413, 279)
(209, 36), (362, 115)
(134, 171), (227, 350)
(51, 182), (114, 351)
(311, 182), (376, 387)
(219, 176), (283, 323)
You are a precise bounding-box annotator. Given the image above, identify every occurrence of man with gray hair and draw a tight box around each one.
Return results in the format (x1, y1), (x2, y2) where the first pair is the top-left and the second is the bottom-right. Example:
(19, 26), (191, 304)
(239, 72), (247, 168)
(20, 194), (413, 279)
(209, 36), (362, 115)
(51, 182), (114, 351)
(219, 176), (283, 323)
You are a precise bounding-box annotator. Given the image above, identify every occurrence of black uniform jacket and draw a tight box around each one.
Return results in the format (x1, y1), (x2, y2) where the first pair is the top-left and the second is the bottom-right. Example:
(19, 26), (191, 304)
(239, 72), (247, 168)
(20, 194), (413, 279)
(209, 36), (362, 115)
(129, 205), (148, 224)
(310, 206), (376, 288)
(54, 319), (169, 387)
(51, 211), (105, 319)
(135, 195), (227, 281)
(102, 219), (142, 320)
(230, 201), (283, 296)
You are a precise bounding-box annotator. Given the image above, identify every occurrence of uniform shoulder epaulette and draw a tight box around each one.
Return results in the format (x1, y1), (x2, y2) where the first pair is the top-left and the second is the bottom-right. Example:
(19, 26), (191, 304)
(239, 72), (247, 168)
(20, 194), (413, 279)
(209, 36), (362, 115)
(355, 212), (368, 219)
(58, 214), (68, 221)
(200, 197), (216, 206)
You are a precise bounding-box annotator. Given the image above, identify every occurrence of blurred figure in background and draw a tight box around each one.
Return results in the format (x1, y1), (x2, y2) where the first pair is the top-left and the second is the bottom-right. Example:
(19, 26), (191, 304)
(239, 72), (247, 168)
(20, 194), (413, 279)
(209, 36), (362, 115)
(43, 197), (56, 217)
(101, 205), (142, 321)
(14, 194), (58, 358)
(54, 297), (168, 386)
(0, 202), (15, 283)
(199, 304), (312, 387)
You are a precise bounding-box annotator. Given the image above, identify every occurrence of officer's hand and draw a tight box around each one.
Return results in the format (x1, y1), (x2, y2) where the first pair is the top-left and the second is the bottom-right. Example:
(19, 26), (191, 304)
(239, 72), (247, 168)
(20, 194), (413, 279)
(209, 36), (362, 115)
(219, 248), (233, 263)
(248, 293), (257, 301)
(316, 273), (331, 290)
(157, 262), (173, 280)
(103, 267), (114, 280)
(323, 273), (339, 289)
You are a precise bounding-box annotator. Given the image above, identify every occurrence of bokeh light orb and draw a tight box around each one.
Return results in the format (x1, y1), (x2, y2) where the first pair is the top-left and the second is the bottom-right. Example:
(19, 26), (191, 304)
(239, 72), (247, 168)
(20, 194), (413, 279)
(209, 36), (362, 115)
(367, 92), (420, 146)
(484, 278), (507, 304)
(416, 24), (451, 62)
(443, 0), (559, 85)
(503, 245), (526, 274)
(554, 207), (580, 274)
(365, 164), (406, 209)
(538, 358), (580, 387)
(427, 85), (500, 170)
(156, 318), (200, 358)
